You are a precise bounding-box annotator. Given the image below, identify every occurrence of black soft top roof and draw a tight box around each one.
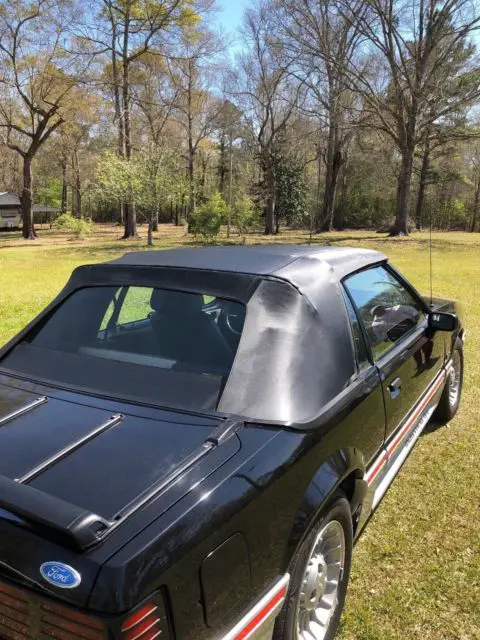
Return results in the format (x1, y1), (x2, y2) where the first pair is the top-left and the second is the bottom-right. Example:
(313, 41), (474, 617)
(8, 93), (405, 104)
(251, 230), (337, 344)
(109, 245), (386, 280)
(1, 244), (388, 427)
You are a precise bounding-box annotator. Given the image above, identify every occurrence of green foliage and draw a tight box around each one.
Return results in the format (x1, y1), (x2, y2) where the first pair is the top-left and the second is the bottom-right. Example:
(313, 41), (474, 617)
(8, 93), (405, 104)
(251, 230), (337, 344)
(35, 179), (61, 208)
(54, 213), (93, 238)
(95, 151), (141, 204)
(275, 158), (307, 227)
(95, 150), (188, 224)
(231, 195), (259, 241)
(189, 193), (227, 243)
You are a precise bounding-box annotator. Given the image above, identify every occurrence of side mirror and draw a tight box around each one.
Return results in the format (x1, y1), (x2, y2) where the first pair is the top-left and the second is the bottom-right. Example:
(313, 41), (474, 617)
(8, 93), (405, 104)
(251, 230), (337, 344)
(428, 311), (458, 332)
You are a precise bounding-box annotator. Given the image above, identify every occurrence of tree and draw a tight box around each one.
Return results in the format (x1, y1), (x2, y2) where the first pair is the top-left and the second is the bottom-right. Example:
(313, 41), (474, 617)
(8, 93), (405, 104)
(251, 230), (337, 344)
(85, 0), (202, 238)
(215, 100), (241, 193)
(189, 191), (226, 243)
(275, 155), (307, 231)
(96, 147), (184, 242)
(134, 50), (180, 229)
(279, 0), (366, 231)
(348, 0), (480, 235)
(465, 141), (480, 232)
(412, 119), (472, 230)
(168, 26), (225, 217)
(0, 0), (82, 238)
(233, 1), (303, 234)
(231, 194), (258, 242)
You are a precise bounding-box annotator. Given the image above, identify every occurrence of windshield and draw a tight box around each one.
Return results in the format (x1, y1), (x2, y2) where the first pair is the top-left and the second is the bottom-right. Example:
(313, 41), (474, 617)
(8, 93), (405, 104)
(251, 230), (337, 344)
(3, 286), (246, 413)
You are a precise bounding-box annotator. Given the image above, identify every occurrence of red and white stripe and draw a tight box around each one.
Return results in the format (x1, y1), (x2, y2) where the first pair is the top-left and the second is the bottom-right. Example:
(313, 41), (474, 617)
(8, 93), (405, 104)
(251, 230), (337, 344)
(365, 449), (388, 484)
(222, 574), (290, 640)
(366, 369), (446, 486)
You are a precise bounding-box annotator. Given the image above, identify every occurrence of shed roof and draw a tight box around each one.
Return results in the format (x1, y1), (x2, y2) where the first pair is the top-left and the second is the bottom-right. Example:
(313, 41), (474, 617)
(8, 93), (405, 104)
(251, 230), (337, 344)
(0, 192), (20, 206)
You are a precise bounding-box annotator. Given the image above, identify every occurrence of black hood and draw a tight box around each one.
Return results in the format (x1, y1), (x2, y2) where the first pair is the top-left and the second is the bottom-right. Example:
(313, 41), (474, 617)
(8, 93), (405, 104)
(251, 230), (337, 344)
(0, 375), (240, 607)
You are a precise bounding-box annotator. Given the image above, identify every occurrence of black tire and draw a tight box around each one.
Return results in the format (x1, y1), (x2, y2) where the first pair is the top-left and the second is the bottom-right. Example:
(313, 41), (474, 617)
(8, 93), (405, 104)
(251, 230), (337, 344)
(434, 341), (463, 423)
(273, 492), (353, 640)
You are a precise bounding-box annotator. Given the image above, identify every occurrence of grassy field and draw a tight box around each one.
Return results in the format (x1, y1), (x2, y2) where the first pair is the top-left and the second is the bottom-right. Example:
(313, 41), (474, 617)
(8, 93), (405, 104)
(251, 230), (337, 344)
(0, 224), (479, 639)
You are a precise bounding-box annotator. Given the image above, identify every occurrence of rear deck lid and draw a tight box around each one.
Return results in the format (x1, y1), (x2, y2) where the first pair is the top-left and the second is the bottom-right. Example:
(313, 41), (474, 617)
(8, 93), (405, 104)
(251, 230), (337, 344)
(0, 376), (239, 607)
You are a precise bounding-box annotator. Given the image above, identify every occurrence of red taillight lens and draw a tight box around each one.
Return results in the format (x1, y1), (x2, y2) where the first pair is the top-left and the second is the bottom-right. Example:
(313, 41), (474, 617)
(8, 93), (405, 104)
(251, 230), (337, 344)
(40, 601), (106, 640)
(121, 602), (163, 640)
(0, 580), (105, 640)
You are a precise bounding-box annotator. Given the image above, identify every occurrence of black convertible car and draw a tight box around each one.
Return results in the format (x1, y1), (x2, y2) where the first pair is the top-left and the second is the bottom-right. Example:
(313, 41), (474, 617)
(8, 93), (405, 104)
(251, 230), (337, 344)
(0, 245), (464, 640)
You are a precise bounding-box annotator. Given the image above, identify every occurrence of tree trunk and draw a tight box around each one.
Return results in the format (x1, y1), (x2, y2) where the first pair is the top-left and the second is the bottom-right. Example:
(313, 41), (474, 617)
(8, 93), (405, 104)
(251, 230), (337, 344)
(72, 188), (78, 218)
(314, 144), (322, 229)
(123, 94), (137, 240)
(76, 190), (82, 218)
(73, 149), (82, 218)
(187, 60), (195, 218)
(470, 177), (480, 232)
(175, 203), (179, 226)
(415, 138), (430, 231)
(318, 122), (337, 231)
(227, 131), (233, 238)
(219, 134), (226, 197)
(200, 159), (207, 199)
(21, 156), (36, 239)
(152, 205), (159, 232)
(188, 145), (195, 217)
(334, 159), (348, 230)
(264, 165), (276, 235)
(111, 14), (125, 226)
(123, 202), (137, 238)
(61, 158), (68, 213)
(390, 147), (414, 236)
(322, 149), (343, 231)
(147, 221), (153, 246)
(121, 16), (137, 239)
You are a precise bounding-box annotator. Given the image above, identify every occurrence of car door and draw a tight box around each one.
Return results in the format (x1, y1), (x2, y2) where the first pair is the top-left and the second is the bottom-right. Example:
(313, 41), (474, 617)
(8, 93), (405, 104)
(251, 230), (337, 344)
(344, 264), (444, 444)
(341, 292), (386, 464)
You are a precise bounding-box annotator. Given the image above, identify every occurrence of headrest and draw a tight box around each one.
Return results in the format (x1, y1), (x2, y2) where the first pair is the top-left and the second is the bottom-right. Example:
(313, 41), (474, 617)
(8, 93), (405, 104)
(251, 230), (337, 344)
(150, 288), (205, 314)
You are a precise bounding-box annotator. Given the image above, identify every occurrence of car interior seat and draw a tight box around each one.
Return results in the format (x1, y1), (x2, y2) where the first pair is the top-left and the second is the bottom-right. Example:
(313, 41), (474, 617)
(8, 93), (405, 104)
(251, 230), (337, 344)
(149, 289), (234, 374)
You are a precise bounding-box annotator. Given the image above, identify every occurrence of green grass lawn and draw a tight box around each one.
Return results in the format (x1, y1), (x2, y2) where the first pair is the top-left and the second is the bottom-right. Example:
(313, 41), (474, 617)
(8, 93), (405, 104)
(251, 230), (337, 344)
(0, 225), (479, 639)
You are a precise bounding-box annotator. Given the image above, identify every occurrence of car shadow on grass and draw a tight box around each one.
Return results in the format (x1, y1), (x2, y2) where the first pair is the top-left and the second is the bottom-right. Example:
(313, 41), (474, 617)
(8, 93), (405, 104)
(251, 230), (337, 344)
(421, 417), (447, 436)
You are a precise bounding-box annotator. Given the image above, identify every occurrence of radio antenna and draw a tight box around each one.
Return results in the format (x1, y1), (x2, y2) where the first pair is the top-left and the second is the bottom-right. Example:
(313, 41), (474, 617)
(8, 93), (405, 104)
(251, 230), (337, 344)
(429, 207), (433, 307)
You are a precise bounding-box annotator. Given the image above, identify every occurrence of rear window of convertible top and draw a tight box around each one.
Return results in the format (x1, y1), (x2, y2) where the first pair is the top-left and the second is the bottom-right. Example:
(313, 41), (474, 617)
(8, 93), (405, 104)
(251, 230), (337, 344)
(2, 286), (246, 413)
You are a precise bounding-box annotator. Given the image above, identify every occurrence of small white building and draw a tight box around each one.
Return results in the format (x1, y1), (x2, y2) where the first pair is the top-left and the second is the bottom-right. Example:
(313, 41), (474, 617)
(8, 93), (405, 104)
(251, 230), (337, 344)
(0, 192), (21, 229)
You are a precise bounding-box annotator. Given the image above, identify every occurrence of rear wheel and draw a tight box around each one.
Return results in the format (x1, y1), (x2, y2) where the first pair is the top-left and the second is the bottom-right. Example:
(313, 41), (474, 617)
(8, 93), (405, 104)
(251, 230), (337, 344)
(435, 342), (463, 423)
(274, 493), (353, 640)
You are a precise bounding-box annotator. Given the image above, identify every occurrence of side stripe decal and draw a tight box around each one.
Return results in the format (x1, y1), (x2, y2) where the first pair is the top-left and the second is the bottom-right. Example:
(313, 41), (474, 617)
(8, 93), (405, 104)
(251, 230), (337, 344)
(365, 450), (388, 485)
(386, 370), (445, 458)
(365, 368), (446, 487)
(222, 574), (290, 640)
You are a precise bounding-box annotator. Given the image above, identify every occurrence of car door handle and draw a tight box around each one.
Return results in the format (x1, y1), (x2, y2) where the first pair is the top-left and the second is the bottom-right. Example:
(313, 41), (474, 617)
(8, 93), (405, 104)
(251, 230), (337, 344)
(388, 377), (402, 399)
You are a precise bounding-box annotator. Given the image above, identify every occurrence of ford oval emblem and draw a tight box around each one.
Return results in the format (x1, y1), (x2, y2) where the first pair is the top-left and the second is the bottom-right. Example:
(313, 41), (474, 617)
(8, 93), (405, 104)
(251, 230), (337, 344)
(40, 562), (81, 589)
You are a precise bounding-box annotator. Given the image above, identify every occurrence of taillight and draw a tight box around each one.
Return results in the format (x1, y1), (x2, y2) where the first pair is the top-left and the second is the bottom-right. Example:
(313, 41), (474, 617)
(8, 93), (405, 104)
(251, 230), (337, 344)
(121, 602), (163, 640)
(40, 601), (106, 640)
(0, 580), (106, 640)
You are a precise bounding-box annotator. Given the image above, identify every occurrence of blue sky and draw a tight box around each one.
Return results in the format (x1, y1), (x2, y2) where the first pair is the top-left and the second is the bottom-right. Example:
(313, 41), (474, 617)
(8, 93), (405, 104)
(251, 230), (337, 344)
(213, 0), (250, 43)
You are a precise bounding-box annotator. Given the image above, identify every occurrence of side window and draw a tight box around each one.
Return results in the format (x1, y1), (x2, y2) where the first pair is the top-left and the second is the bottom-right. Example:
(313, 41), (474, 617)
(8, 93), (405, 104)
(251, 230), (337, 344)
(344, 265), (425, 360)
(343, 292), (370, 370)
(117, 287), (153, 325)
(98, 287), (154, 335)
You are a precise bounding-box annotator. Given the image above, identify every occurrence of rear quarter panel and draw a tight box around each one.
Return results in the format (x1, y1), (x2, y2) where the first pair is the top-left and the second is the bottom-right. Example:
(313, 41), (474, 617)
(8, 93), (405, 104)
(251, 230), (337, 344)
(90, 370), (386, 639)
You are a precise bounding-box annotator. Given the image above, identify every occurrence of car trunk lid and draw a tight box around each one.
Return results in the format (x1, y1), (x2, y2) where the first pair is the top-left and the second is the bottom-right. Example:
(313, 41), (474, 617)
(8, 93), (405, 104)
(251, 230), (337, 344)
(0, 376), (239, 607)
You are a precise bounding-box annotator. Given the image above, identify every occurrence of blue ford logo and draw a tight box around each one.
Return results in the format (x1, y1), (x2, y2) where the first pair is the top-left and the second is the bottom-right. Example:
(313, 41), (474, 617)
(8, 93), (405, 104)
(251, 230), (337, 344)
(40, 562), (81, 589)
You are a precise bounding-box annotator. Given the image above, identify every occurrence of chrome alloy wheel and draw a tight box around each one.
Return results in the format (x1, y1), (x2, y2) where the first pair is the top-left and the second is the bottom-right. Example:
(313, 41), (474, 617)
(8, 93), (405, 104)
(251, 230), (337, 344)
(295, 520), (346, 640)
(448, 349), (462, 408)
